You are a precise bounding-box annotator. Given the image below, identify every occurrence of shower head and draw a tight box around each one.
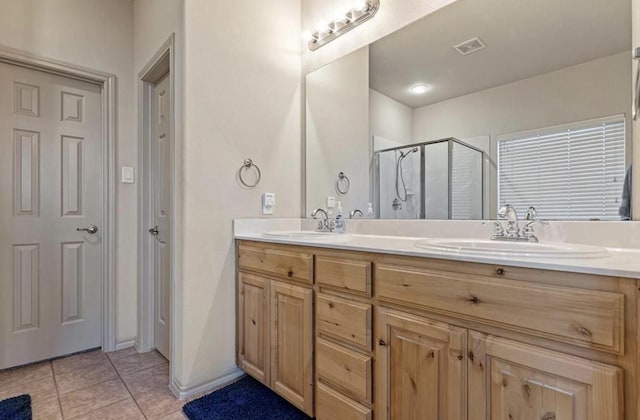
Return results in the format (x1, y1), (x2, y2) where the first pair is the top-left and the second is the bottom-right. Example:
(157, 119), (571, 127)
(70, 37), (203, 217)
(400, 147), (419, 159)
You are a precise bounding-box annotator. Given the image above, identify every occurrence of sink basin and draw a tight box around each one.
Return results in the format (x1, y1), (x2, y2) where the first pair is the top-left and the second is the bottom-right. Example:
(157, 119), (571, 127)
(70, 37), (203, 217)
(414, 238), (610, 259)
(262, 231), (351, 242)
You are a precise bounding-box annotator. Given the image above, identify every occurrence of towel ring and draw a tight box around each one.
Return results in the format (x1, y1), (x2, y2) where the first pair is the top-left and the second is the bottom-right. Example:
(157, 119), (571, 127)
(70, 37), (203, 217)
(336, 172), (350, 195)
(239, 158), (261, 188)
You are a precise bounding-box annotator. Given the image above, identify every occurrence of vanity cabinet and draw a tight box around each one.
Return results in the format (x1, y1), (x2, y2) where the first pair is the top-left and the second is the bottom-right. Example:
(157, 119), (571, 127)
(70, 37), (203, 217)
(374, 306), (623, 420)
(315, 256), (374, 420)
(375, 308), (467, 419)
(468, 331), (623, 420)
(236, 240), (636, 420)
(237, 273), (270, 384)
(237, 244), (314, 416)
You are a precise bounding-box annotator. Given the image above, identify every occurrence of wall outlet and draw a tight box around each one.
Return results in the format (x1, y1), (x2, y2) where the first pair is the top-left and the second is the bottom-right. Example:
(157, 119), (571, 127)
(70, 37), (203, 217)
(262, 193), (275, 215)
(121, 166), (135, 184)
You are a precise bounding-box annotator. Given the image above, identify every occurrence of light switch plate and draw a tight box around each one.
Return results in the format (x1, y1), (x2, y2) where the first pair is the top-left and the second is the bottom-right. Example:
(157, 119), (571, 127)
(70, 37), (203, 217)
(121, 166), (135, 184)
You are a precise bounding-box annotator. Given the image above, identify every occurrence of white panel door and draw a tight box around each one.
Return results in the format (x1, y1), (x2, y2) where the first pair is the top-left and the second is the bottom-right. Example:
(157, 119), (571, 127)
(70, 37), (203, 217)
(0, 62), (103, 369)
(151, 74), (171, 359)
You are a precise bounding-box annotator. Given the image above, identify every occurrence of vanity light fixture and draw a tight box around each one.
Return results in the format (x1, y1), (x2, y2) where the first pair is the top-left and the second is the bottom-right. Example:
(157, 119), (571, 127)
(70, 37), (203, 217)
(410, 83), (430, 94)
(306, 0), (380, 51)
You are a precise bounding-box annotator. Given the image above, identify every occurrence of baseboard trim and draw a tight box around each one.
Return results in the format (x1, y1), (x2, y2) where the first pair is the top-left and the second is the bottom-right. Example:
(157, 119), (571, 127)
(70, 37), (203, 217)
(170, 367), (245, 400)
(114, 338), (137, 351)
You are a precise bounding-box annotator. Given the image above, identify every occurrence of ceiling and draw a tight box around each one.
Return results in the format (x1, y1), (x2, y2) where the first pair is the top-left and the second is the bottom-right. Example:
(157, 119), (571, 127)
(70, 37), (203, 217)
(369, 0), (631, 109)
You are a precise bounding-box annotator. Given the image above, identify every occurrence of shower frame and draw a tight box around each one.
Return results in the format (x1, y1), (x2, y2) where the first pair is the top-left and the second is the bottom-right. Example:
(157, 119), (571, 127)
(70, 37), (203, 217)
(373, 137), (486, 219)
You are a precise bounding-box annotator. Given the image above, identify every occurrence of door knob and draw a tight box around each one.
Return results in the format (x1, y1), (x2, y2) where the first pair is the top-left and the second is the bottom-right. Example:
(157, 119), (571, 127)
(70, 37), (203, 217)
(76, 225), (99, 234)
(149, 226), (159, 236)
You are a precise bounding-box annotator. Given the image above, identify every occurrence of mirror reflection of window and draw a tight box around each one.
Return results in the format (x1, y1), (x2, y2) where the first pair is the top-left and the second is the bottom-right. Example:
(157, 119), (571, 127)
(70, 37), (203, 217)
(497, 116), (626, 221)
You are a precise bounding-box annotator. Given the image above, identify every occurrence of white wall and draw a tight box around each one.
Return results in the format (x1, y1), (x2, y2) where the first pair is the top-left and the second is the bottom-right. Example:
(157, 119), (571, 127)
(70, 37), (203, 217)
(413, 52), (631, 145)
(0, 0), (137, 343)
(370, 89), (413, 142)
(306, 47), (370, 216)
(179, 0), (301, 389)
(134, 0), (183, 73)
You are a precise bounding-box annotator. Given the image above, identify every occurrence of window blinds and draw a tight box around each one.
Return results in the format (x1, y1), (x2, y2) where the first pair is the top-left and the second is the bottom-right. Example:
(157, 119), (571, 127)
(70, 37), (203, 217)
(497, 116), (626, 221)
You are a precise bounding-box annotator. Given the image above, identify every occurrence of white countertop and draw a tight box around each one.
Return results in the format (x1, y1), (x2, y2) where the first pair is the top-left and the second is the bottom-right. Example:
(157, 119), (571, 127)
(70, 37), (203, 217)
(234, 231), (640, 280)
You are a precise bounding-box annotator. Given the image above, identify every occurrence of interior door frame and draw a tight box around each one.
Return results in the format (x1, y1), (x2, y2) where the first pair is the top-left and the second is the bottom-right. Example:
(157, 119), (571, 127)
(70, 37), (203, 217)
(137, 34), (176, 354)
(0, 44), (118, 351)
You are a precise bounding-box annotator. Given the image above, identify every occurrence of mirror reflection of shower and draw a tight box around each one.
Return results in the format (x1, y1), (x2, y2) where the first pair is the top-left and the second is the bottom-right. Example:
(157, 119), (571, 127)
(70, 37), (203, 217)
(395, 147), (419, 203)
(375, 137), (485, 220)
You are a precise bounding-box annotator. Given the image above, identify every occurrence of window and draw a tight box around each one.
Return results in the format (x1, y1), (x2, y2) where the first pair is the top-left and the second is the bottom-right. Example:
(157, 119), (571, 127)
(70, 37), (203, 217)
(498, 116), (626, 221)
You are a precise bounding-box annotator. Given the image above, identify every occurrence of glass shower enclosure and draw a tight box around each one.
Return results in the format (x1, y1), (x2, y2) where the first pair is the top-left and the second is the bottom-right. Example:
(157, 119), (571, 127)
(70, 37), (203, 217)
(374, 137), (485, 219)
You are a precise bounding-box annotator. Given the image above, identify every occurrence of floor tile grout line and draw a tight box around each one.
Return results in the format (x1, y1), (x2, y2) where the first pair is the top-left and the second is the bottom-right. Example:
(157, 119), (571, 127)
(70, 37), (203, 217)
(56, 350), (136, 419)
(49, 361), (65, 419)
(106, 350), (150, 420)
(52, 354), (122, 418)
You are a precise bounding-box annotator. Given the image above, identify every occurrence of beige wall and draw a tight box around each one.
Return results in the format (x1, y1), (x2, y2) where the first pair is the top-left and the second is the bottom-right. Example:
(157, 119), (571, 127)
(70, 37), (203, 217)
(179, 0), (301, 389)
(0, 0), (137, 343)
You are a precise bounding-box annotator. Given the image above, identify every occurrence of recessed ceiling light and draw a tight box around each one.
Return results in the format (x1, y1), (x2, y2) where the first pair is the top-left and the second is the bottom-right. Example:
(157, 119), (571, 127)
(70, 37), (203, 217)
(410, 84), (430, 94)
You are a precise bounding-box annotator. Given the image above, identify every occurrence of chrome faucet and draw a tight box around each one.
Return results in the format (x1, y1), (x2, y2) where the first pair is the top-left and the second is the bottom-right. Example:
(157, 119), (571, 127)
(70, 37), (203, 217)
(311, 208), (333, 232)
(521, 206), (547, 242)
(498, 204), (520, 238)
(490, 205), (546, 242)
(350, 209), (363, 219)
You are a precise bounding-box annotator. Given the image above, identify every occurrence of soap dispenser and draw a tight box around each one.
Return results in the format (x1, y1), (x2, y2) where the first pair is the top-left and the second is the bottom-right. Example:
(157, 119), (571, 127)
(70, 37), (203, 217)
(366, 203), (375, 218)
(334, 201), (346, 233)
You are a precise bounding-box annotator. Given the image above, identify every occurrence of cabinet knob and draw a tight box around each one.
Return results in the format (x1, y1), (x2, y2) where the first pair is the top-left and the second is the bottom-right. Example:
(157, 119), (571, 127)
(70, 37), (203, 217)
(468, 295), (480, 304)
(378, 339), (387, 346)
(287, 270), (294, 278)
(575, 326), (592, 338)
(496, 268), (505, 276)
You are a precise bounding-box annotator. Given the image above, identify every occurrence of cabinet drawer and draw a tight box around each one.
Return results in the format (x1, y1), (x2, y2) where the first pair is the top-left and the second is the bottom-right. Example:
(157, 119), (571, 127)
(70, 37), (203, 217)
(316, 383), (372, 420)
(317, 338), (372, 403)
(316, 257), (371, 296)
(238, 245), (312, 284)
(376, 264), (624, 354)
(317, 294), (372, 350)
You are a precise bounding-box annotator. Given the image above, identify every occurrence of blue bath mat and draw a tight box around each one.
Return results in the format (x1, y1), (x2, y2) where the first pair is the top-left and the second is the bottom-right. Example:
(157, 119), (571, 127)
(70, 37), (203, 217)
(0, 395), (31, 420)
(183, 376), (310, 420)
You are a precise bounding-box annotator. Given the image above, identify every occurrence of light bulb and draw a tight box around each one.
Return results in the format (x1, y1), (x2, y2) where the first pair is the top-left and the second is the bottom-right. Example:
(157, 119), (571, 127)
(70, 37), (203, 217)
(301, 31), (313, 42)
(353, 0), (369, 12)
(333, 8), (348, 23)
(316, 19), (329, 33)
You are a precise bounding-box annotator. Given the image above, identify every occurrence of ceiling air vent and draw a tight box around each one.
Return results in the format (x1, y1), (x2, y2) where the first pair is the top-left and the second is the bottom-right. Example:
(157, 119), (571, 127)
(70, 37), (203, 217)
(453, 37), (487, 56)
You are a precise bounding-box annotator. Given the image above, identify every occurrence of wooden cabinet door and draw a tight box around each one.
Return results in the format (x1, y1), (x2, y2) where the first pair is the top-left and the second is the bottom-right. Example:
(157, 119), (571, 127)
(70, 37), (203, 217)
(468, 331), (623, 420)
(270, 281), (313, 416)
(375, 307), (466, 420)
(238, 273), (269, 385)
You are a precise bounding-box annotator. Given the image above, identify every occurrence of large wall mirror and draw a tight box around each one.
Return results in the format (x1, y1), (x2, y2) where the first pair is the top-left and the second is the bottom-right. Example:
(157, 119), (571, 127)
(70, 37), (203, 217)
(305, 0), (633, 221)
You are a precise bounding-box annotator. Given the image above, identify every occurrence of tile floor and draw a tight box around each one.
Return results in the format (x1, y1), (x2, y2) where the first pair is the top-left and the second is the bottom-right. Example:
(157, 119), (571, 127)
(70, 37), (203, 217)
(0, 348), (189, 419)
